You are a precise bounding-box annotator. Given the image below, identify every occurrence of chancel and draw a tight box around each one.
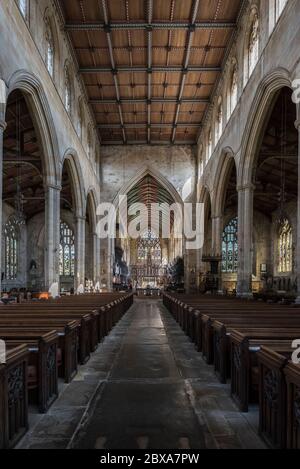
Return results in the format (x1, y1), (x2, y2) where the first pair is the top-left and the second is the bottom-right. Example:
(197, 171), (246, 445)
(0, 0), (299, 452)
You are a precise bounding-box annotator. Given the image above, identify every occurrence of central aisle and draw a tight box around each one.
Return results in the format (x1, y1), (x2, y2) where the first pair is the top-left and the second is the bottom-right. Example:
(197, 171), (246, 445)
(70, 299), (265, 450)
(72, 299), (207, 449)
(18, 299), (266, 450)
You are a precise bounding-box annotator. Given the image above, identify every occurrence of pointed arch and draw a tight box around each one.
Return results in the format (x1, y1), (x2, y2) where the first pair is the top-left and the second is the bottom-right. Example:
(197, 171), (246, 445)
(61, 149), (85, 217)
(112, 165), (184, 209)
(8, 70), (60, 186)
(85, 188), (98, 233)
(213, 148), (237, 217)
(238, 68), (292, 187)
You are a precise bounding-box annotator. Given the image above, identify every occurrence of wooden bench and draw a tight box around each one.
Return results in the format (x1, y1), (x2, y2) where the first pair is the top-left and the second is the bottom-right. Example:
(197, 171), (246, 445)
(230, 330), (300, 412)
(1, 330), (58, 413)
(0, 345), (29, 449)
(284, 362), (300, 449)
(257, 346), (291, 448)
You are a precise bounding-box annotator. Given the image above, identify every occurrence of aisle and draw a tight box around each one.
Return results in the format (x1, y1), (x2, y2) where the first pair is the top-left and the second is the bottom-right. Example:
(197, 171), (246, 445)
(18, 299), (266, 450)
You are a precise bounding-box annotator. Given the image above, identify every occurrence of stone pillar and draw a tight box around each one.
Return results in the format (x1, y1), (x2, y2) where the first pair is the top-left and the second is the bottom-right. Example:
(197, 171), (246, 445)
(44, 184), (61, 297)
(212, 214), (223, 293)
(75, 215), (86, 293)
(93, 232), (101, 290)
(237, 184), (254, 298)
(0, 118), (6, 295)
(295, 120), (300, 303)
(212, 215), (223, 256)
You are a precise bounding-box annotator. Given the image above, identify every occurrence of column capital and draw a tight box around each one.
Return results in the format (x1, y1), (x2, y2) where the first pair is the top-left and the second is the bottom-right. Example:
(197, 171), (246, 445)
(45, 183), (62, 192)
(211, 213), (223, 220)
(75, 214), (86, 222)
(236, 182), (255, 192)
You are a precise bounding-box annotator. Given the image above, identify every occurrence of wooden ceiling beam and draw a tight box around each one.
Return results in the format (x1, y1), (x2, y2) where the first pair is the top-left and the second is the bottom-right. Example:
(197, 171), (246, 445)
(90, 98), (209, 105)
(100, 0), (127, 143)
(79, 65), (221, 74)
(65, 21), (236, 31)
(172, 0), (200, 143)
(98, 123), (201, 129)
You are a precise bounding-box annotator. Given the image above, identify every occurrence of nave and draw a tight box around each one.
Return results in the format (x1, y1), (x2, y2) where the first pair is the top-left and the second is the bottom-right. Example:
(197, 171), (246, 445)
(17, 299), (265, 450)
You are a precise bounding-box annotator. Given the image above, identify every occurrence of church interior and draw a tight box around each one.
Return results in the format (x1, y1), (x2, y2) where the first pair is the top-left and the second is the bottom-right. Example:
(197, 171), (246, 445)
(0, 0), (300, 451)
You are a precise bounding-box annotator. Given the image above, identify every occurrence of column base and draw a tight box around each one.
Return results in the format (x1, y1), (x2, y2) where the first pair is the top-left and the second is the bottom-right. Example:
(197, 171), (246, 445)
(294, 296), (300, 305)
(236, 292), (254, 300)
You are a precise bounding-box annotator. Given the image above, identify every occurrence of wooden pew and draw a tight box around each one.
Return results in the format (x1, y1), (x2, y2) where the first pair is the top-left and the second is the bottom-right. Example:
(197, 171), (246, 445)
(212, 317), (300, 383)
(1, 331), (58, 413)
(0, 345), (29, 449)
(230, 330), (300, 412)
(257, 346), (291, 448)
(284, 362), (300, 449)
(0, 319), (78, 383)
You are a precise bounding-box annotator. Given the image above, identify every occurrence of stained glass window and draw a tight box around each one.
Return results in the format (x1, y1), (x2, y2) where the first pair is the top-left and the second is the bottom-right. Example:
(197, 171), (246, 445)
(137, 230), (161, 263)
(59, 222), (75, 277)
(222, 218), (238, 273)
(278, 219), (292, 273)
(4, 220), (18, 280)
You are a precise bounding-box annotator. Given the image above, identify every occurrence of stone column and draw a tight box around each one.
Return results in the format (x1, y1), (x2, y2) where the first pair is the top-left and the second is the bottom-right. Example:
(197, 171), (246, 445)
(0, 118), (6, 295)
(75, 215), (86, 293)
(295, 120), (300, 303)
(212, 214), (223, 293)
(93, 232), (101, 290)
(44, 184), (61, 297)
(237, 184), (254, 298)
(212, 215), (223, 256)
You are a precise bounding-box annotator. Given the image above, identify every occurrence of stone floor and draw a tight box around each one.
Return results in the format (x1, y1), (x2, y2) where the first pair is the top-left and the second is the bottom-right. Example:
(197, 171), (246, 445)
(17, 299), (266, 450)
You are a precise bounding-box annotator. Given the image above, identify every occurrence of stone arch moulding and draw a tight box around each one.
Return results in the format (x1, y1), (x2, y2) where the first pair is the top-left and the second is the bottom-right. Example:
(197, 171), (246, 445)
(7, 70), (60, 187)
(111, 165), (184, 209)
(198, 185), (213, 221)
(85, 187), (99, 233)
(238, 68), (292, 187)
(213, 147), (237, 217)
(61, 148), (86, 218)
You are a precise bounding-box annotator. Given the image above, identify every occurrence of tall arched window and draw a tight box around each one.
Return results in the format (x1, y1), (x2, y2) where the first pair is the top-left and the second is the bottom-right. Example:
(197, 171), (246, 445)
(278, 219), (293, 273)
(137, 230), (161, 264)
(59, 222), (75, 277)
(269, 0), (288, 31)
(222, 217), (238, 273)
(18, 0), (28, 19)
(248, 12), (259, 77)
(64, 68), (71, 113)
(87, 125), (93, 158)
(207, 130), (212, 160)
(45, 20), (54, 77)
(4, 220), (18, 280)
(228, 64), (238, 119)
(215, 100), (223, 144)
(78, 98), (84, 140)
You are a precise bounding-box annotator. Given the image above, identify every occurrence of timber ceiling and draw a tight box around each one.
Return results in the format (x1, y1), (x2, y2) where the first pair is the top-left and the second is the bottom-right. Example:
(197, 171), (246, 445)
(57, 0), (243, 145)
